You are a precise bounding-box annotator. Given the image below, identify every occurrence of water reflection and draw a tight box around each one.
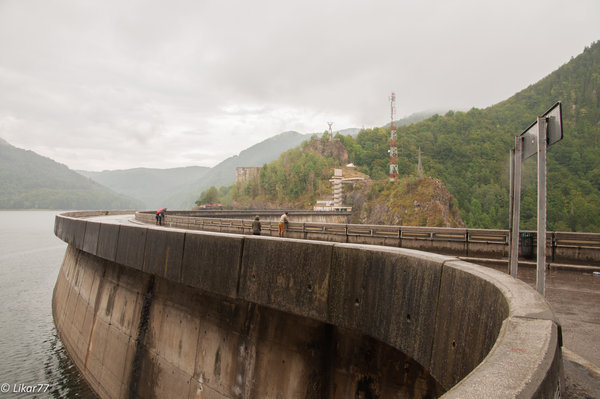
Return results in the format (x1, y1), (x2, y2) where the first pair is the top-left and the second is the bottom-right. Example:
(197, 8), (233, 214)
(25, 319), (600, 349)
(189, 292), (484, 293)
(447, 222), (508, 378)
(44, 332), (97, 399)
(0, 211), (97, 399)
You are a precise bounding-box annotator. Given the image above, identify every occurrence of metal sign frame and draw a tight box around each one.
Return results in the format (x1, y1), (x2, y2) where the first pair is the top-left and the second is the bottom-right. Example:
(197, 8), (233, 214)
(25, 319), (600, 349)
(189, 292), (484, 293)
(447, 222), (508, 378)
(508, 102), (563, 296)
(520, 102), (563, 160)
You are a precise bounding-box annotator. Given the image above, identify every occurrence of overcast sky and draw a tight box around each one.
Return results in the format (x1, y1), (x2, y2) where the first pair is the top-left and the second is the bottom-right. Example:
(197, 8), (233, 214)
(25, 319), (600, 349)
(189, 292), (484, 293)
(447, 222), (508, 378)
(0, 0), (598, 171)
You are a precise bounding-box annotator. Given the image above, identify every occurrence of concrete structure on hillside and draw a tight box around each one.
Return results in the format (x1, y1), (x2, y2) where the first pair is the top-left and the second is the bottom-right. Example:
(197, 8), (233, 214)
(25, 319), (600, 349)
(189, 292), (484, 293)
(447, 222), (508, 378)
(331, 168), (343, 207)
(319, 165), (368, 212)
(52, 211), (563, 399)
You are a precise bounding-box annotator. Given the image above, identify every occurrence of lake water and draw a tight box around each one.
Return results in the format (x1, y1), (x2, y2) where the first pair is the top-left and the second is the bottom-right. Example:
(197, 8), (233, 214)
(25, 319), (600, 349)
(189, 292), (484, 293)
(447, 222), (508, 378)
(0, 211), (96, 398)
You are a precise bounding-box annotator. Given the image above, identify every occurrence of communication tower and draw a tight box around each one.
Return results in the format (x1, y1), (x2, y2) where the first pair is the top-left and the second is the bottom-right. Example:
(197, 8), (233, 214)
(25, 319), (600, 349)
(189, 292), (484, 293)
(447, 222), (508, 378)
(389, 93), (399, 181)
(327, 122), (334, 141)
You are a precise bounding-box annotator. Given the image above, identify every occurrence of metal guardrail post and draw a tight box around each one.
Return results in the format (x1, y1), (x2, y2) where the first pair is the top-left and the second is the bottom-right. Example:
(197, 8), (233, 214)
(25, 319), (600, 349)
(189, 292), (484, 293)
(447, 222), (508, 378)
(509, 137), (523, 278)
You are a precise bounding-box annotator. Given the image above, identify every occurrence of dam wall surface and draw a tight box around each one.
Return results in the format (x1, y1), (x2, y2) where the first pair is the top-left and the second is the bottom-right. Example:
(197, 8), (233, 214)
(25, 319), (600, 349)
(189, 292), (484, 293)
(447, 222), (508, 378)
(137, 211), (600, 266)
(53, 211), (563, 398)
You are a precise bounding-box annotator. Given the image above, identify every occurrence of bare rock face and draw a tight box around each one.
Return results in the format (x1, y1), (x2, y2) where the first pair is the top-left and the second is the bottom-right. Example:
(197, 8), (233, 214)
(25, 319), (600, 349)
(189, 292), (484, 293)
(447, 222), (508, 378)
(304, 139), (349, 165)
(349, 177), (464, 227)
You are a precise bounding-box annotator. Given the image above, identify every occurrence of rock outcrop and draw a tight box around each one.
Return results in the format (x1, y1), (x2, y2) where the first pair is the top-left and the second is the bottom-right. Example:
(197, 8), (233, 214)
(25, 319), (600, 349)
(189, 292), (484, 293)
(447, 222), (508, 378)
(349, 177), (464, 227)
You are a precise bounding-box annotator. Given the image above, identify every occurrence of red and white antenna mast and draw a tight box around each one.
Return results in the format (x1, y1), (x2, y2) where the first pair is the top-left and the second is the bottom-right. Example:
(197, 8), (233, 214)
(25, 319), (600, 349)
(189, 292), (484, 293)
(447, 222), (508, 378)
(389, 92), (399, 181)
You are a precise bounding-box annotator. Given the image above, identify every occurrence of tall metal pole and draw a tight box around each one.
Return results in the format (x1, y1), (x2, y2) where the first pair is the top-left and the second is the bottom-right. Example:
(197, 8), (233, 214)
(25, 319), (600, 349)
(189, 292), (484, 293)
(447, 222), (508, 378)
(537, 116), (548, 295)
(509, 137), (523, 278)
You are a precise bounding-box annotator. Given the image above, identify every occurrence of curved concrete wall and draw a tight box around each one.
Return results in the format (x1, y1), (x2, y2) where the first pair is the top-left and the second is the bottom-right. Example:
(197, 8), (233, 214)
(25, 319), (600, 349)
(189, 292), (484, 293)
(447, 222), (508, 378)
(53, 211), (563, 398)
(137, 210), (600, 265)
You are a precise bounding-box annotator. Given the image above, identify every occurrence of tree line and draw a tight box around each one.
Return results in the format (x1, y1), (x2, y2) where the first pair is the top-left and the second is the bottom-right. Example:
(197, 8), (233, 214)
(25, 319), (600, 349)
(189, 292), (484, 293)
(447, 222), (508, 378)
(198, 41), (600, 232)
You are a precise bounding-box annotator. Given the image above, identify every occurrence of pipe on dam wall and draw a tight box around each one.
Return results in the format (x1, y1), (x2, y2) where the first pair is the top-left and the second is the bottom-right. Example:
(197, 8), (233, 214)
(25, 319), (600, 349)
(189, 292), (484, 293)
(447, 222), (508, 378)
(53, 211), (563, 398)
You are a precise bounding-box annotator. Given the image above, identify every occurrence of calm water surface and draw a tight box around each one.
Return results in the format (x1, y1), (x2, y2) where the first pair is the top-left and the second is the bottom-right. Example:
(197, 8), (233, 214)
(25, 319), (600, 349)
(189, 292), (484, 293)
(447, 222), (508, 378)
(0, 211), (96, 398)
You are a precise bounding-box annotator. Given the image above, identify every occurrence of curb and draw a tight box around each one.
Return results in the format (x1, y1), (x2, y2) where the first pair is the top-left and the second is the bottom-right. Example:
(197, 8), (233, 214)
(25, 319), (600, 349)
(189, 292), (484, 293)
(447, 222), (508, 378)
(563, 347), (600, 380)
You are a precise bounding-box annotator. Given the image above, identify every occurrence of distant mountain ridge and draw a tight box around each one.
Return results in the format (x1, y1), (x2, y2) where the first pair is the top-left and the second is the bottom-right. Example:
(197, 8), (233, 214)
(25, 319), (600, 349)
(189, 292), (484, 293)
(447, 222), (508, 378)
(0, 139), (143, 210)
(0, 104), (478, 211)
(163, 131), (314, 208)
(78, 166), (210, 209)
(80, 119), (432, 209)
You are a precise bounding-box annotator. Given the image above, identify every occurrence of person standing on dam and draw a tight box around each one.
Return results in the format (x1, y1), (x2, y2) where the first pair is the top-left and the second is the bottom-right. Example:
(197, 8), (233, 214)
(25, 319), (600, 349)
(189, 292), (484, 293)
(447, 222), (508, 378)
(278, 212), (289, 237)
(156, 208), (166, 225)
(252, 215), (261, 235)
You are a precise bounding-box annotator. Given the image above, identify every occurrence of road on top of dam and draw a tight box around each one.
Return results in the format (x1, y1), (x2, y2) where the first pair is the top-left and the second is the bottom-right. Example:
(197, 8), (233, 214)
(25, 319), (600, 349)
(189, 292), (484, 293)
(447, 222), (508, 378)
(84, 213), (600, 397)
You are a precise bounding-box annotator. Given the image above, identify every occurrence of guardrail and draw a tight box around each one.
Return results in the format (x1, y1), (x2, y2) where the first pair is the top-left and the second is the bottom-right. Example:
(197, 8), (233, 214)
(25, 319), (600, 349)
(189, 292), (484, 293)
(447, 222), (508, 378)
(136, 211), (600, 266)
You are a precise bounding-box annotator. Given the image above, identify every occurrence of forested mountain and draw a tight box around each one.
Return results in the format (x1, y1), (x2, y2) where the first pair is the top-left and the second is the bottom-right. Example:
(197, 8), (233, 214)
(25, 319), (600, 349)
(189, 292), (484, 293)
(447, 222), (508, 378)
(77, 116), (434, 209)
(216, 136), (464, 227)
(164, 131), (315, 208)
(218, 41), (600, 232)
(172, 121), (437, 208)
(78, 166), (210, 209)
(229, 138), (346, 209)
(341, 41), (600, 232)
(0, 138), (143, 210)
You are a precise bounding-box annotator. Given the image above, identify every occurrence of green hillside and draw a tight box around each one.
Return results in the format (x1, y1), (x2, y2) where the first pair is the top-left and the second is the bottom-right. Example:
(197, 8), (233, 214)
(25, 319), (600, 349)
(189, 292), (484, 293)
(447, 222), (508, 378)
(343, 41), (600, 232)
(215, 135), (464, 228)
(220, 41), (600, 232)
(0, 139), (143, 210)
(166, 131), (314, 208)
(78, 117), (434, 210)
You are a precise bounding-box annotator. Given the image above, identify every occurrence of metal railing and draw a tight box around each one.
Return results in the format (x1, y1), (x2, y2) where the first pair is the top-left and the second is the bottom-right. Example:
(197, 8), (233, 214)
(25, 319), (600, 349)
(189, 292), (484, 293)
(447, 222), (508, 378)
(135, 211), (600, 266)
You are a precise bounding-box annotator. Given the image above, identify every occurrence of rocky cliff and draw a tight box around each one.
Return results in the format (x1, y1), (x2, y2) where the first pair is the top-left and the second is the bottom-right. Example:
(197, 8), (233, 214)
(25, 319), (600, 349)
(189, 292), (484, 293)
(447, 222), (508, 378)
(349, 177), (464, 227)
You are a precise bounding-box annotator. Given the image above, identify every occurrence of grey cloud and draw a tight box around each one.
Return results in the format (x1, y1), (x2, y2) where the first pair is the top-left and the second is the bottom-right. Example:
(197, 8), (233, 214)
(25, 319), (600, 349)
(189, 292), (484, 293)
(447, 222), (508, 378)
(0, 0), (599, 170)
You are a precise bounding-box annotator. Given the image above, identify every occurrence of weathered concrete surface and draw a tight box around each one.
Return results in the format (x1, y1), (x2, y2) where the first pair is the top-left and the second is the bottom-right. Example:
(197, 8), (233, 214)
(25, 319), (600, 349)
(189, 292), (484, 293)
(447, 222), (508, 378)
(328, 245), (450, 371)
(97, 223), (120, 261)
(136, 211), (600, 266)
(55, 246), (443, 399)
(53, 211), (564, 398)
(441, 318), (562, 399)
(143, 227), (185, 281)
(181, 231), (244, 298)
(239, 237), (334, 322)
(487, 264), (600, 398)
(430, 262), (509, 388)
(116, 225), (147, 270)
(52, 245), (149, 399)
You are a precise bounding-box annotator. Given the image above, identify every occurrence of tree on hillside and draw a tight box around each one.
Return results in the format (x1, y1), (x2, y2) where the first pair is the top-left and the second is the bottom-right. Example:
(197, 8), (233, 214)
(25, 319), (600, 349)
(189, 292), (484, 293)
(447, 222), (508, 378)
(334, 42), (600, 232)
(195, 186), (220, 205)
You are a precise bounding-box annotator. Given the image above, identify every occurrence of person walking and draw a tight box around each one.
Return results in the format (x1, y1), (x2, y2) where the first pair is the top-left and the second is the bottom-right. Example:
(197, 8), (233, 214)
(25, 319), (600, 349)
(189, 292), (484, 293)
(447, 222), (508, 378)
(278, 211), (289, 237)
(251, 216), (262, 235)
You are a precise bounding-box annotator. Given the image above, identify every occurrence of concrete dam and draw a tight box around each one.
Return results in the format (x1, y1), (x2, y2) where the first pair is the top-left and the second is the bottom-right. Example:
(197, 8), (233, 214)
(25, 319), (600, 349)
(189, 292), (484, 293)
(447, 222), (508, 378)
(52, 211), (563, 398)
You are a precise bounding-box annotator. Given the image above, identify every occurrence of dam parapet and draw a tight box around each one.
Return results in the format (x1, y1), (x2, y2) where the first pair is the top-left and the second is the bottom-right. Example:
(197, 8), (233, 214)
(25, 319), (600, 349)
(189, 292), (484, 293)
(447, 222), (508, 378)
(53, 211), (563, 398)
(136, 210), (600, 266)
